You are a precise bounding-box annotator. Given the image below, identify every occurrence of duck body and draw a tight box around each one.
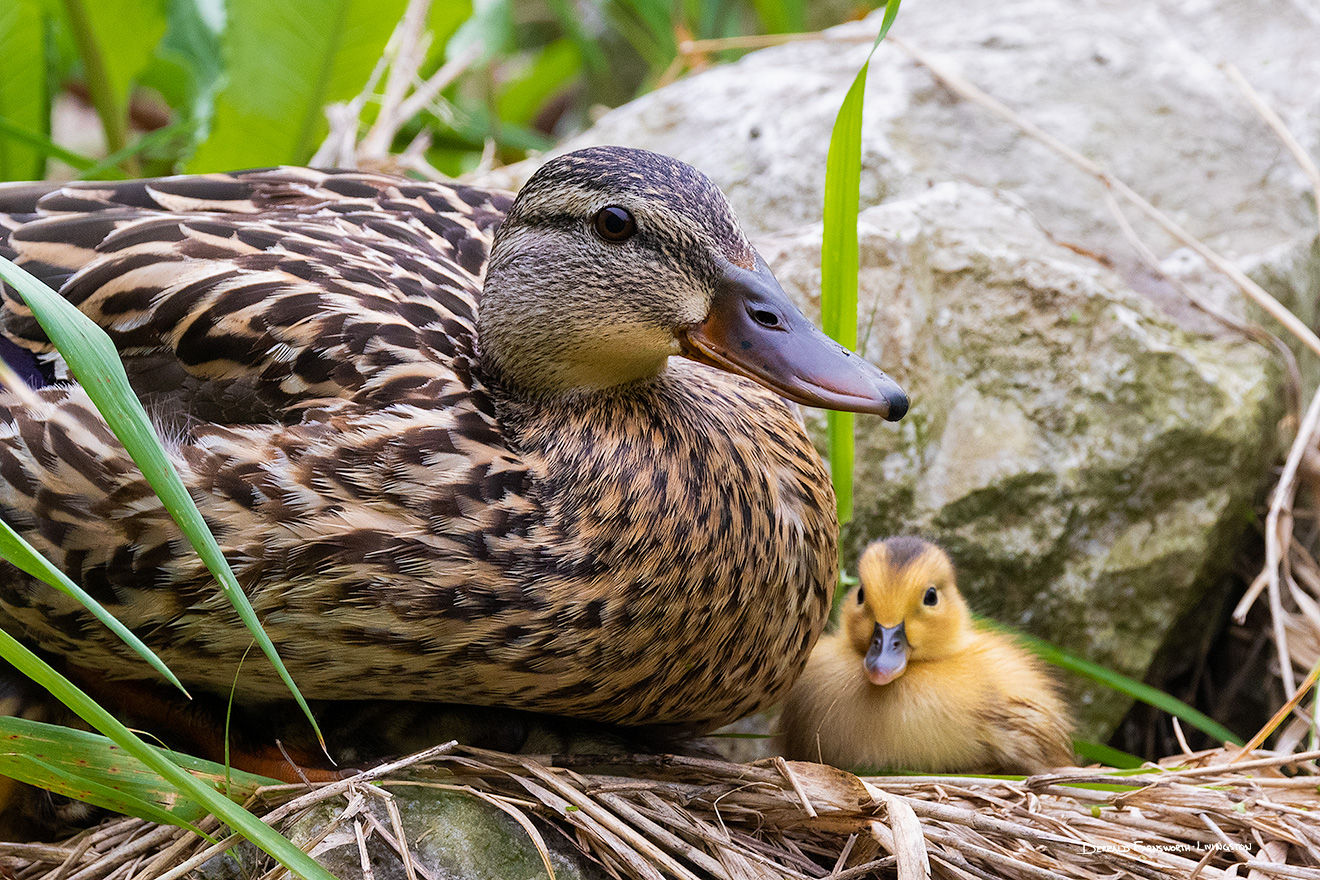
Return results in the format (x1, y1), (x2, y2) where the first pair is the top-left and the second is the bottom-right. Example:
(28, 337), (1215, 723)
(781, 537), (1072, 773)
(0, 149), (906, 731)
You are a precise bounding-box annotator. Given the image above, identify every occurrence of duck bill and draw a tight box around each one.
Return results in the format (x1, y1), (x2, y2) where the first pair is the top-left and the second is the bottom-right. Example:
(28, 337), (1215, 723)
(864, 622), (908, 686)
(679, 256), (908, 419)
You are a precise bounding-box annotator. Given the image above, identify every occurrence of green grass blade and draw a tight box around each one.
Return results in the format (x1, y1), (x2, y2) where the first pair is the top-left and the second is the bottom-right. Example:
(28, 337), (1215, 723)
(0, 516), (185, 695)
(1073, 739), (1145, 769)
(819, 1), (901, 524)
(0, 715), (276, 827)
(0, 629), (338, 880)
(8, 754), (203, 830)
(0, 254), (323, 747)
(987, 622), (1244, 747)
(80, 118), (200, 180)
(0, 116), (100, 173)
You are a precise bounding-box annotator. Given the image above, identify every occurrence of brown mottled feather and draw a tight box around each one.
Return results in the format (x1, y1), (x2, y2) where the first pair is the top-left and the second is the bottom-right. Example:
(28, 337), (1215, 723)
(781, 537), (1073, 774)
(0, 153), (836, 730)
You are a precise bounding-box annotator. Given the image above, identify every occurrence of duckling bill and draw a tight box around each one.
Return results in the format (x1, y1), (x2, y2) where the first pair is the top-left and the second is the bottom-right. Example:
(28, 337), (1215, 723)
(781, 537), (1074, 774)
(0, 146), (906, 741)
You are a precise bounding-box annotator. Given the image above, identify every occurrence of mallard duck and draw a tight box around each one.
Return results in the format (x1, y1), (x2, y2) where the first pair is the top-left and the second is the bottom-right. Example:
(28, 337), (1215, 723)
(0, 146), (907, 735)
(780, 537), (1073, 774)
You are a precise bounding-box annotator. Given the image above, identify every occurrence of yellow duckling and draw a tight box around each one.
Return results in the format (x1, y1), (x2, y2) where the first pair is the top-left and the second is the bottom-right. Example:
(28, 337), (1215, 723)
(781, 537), (1073, 774)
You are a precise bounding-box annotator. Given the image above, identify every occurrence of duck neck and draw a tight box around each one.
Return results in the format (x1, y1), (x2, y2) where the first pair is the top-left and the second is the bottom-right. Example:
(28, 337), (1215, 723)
(477, 329), (676, 402)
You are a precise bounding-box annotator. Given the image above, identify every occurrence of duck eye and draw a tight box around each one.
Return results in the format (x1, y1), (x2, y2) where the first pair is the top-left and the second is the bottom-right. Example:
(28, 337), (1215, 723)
(593, 206), (637, 243)
(857, 587), (865, 604)
(923, 586), (938, 606)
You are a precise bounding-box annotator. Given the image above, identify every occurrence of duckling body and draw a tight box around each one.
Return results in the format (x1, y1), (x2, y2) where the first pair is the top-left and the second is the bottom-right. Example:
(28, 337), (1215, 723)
(0, 148), (907, 730)
(781, 537), (1072, 773)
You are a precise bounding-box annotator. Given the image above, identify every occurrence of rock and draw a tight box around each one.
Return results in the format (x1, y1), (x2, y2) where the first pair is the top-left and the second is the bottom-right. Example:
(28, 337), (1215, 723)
(561, 0), (1319, 262)
(752, 182), (1280, 738)
(278, 787), (608, 880)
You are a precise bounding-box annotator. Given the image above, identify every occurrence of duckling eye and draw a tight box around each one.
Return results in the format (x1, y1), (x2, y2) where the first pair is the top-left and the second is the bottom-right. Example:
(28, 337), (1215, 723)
(922, 586), (938, 607)
(593, 206), (637, 243)
(856, 587), (865, 604)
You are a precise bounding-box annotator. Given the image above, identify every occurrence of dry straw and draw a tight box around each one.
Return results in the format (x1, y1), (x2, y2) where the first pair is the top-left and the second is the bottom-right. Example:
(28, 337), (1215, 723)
(1, 745), (1317, 880)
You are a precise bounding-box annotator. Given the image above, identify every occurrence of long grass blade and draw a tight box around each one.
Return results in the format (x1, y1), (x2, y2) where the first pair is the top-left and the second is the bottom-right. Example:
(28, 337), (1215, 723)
(79, 118), (200, 180)
(819, 1), (901, 525)
(0, 254), (323, 746)
(994, 623), (1245, 747)
(0, 516), (185, 694)
(0, 116), (100, 172)
(9, 754), (202, 830)
(0, 715), (275, 826)
(0, 629), (338, 880)
(1073, 739), (1145, 769)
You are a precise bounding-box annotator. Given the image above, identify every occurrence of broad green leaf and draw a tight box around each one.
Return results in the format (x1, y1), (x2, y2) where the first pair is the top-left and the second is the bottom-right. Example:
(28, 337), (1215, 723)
(0, 715), (276, 825)
(0, 516), (184, 693)
(0, 630), (338, 880)
(0, 254), (323, 747)
(188, 0), (408, 170)
(0, 0), (51, 180)
(60, 0), (169, 154)
(820, 0), (900, 524)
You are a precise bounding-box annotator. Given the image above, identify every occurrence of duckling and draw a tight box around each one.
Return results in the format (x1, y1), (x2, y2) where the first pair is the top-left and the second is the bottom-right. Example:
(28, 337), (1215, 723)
(0, 147), (907, 736)
(780, 537), (1073, 774)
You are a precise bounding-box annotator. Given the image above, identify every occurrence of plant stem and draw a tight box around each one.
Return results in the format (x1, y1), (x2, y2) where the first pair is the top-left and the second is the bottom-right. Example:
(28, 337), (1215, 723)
(60, 0), (130, 162)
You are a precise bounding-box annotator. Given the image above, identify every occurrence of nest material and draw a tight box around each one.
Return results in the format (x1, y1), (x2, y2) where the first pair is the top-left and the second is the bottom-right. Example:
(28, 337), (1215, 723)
(2, 744), (1318, 880)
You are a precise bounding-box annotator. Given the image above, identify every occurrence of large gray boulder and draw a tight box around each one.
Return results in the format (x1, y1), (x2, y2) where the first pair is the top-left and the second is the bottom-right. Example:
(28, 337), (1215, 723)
(757, 183), (1279, 737)
(559, 0), (1319, 259)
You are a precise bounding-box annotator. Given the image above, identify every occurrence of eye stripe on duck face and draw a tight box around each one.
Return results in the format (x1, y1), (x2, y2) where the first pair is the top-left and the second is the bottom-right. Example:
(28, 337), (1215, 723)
(514, 173), (754, 270)
(527, 204), (731, 296)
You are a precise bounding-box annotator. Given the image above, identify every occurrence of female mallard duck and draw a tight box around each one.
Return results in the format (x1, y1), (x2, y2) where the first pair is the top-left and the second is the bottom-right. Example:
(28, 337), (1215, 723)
(0, 146), (906, 734)
(780, 537), (1073, 774)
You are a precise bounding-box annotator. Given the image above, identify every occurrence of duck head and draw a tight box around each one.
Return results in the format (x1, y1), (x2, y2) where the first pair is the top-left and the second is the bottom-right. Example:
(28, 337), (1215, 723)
(478, 145), (907, 417)
(844, 537), (973, 686)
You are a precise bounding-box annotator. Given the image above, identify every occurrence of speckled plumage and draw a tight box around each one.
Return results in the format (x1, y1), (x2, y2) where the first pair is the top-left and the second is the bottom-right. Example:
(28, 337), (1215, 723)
(0, 148), (905, 732)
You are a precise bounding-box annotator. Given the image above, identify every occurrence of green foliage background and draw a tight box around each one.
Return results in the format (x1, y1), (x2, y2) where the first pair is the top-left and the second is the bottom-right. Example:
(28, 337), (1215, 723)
(0, 0), (866, 182)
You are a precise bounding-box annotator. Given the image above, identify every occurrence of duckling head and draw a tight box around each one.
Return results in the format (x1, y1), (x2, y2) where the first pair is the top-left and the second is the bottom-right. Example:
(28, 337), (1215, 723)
(478, 145), (907, 417)
(843, 537), (973, 685)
